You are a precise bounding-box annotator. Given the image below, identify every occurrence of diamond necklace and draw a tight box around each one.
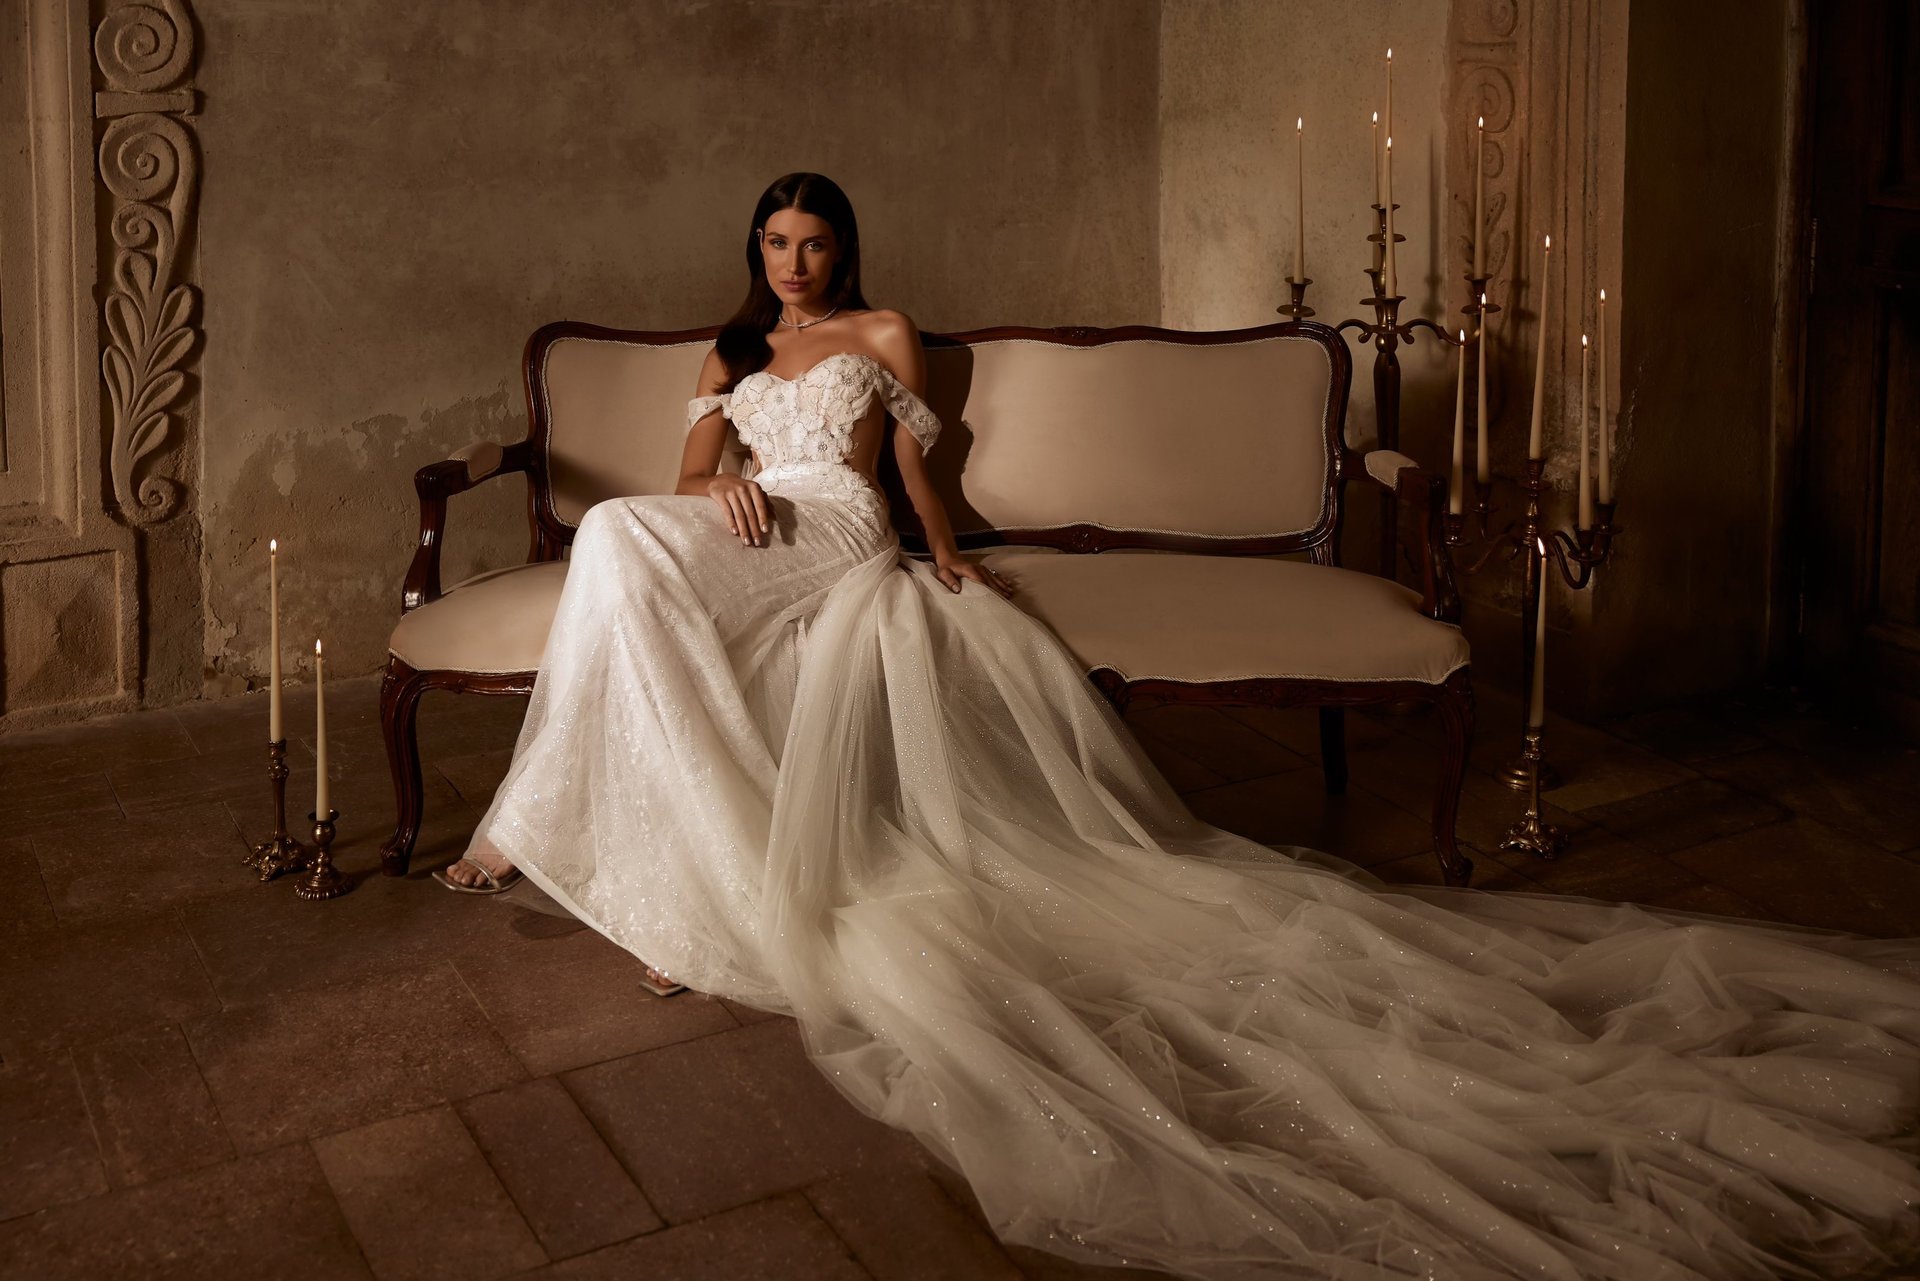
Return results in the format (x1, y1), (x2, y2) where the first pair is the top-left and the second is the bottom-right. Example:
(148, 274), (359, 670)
(778, 304), (839, 330)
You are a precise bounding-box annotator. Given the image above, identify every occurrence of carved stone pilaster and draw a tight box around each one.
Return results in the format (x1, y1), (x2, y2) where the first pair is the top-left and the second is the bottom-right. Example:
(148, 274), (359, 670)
(93, 0), (200, 527)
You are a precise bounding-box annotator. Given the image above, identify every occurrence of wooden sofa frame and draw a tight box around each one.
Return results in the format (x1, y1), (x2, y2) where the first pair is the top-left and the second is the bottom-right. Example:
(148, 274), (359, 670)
(380, 320), (1474, 886)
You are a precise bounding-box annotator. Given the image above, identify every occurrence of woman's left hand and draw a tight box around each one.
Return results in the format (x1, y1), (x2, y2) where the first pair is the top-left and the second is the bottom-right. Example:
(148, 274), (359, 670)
(934, 556), (1015, 599)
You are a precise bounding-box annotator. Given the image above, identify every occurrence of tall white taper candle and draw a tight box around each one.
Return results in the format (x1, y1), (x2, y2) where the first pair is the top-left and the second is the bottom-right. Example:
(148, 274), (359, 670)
(268, 539), (283, 742)
(1528, 236), (1551, 459)
(1476, 297), (1490, 483)
(1294, 117), (1305, 281)
(1598, 288), (1612, 503)
(1450, 329), (1467, 515)
(1474, 116), (1486, 277)
(1528, 553), (1548, 728)
(314, 639), (329, 816)
(1384, 136), (1397, 296)
(1577, 334), (1593, 530)
(1370, 113), (1384, 273)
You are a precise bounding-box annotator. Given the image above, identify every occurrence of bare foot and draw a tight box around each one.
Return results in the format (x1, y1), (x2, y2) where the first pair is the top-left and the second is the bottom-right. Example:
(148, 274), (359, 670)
(641, 964), (685, 995)
(444, 837), (516, 889)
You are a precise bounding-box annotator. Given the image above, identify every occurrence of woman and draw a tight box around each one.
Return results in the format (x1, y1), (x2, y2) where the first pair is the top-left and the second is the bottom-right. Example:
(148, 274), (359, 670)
(442, 173), (1919, 1280)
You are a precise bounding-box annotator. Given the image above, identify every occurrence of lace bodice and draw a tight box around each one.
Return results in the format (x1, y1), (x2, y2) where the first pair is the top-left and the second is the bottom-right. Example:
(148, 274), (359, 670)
(684, 351), (943, 470)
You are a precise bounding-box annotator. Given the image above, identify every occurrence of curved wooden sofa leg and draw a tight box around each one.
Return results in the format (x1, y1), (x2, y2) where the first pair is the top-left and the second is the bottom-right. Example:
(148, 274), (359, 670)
(1317, 708), (1348, 795)
(380, 657), (431, 878)
(1431, 668), (1475, 887)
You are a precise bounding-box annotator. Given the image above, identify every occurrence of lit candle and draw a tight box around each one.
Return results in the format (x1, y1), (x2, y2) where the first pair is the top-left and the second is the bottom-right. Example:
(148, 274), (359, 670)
(314, 639), (329, 817)
(1598, 288), (1612, 504)
(1473, 116), (1486, 278)
(1385, 48), (1394, 154)
(1528, 554), (1548, 728)
(268, 539), (283, 742)
(1384, 136), (1397, 297)
(1450, 329), (1467, 515)
(1577, 333), (1593, 530)
(1370, 112), (1384, 273)
(1294, 117), (1305, 282)
(1528, 235), (1551, 458)
(1475, 296), (1490, 483)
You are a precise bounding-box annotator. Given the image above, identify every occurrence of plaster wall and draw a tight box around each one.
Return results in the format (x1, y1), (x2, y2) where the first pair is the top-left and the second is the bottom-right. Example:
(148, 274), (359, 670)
(1159, 0), (1454, 466)
(191, 0), (1162, 689)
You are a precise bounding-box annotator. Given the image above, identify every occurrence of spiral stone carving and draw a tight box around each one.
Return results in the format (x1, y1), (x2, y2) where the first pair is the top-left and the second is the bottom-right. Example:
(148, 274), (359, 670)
(94, 2), (199, 526)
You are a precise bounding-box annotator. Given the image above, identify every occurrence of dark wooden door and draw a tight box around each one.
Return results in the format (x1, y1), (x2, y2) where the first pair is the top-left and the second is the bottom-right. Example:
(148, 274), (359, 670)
(1803, 0), (1920, 734)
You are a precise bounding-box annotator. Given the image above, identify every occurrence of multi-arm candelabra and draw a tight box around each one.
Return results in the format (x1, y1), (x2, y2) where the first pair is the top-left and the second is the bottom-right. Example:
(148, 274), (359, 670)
(1282, 201), (1623, 861)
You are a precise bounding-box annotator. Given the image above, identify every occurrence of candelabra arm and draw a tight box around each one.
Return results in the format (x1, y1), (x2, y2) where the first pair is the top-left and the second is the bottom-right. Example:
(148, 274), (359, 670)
(1401, 317), (1459, 345)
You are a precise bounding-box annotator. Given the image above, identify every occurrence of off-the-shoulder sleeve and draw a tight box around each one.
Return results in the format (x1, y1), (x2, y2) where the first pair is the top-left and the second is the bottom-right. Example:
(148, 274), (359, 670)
(686, 393), (731, 432)
(874, 367), (943, 453)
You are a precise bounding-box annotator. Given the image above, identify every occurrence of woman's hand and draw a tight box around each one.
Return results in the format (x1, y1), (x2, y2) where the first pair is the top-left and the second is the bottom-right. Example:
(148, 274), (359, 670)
(934, 554), (1014, 599)
(707, 474), (770, 546)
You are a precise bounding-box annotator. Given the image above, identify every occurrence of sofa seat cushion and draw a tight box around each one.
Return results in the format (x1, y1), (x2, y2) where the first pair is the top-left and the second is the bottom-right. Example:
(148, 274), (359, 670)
(979, 551), (1469, 686)
(388, 561), (569, 674)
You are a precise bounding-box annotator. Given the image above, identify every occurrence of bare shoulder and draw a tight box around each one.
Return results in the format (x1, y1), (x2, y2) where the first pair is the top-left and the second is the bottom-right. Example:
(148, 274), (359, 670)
(696, 344), (728, 395)
(860, 310), (925, 384)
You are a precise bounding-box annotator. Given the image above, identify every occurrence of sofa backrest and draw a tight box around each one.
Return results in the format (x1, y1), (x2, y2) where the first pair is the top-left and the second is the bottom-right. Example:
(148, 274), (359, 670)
(524, 322), (1348, 553)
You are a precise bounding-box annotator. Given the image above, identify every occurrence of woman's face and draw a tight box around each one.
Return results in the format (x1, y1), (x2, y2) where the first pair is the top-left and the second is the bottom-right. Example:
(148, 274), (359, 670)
(758, 208), (839, 312)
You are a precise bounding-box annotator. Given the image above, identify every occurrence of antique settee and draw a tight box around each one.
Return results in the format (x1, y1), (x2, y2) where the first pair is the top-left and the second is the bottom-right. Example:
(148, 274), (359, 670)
(380, 322), (1474, 884)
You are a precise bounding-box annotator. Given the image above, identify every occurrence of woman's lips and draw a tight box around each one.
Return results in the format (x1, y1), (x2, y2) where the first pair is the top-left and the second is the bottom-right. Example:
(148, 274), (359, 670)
(781, 280), (808, 290)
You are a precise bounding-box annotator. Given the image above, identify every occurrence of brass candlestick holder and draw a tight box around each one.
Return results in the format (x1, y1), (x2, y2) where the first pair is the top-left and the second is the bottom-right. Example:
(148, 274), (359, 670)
(1499, 725), (1566, 859)
(1277, 275), (1315, 319)
(244, 739), (311, 881)
(294, 809), (350, 900)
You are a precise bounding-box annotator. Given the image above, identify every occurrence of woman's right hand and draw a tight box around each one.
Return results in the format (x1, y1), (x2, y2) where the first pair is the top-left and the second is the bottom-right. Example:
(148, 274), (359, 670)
(707, 474), (771, 546)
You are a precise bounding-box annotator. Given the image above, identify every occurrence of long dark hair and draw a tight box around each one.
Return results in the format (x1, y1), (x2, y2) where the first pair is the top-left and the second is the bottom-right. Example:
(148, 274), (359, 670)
(714, 173), (871, 392)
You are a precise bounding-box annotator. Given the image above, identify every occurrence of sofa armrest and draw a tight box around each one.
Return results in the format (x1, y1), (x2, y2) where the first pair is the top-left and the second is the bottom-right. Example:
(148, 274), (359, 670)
(1349, 448), (1461, 624)
(402, 439), (534, 613)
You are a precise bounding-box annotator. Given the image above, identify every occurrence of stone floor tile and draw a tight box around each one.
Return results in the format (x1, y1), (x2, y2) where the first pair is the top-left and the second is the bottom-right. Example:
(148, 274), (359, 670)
(1123, 704), (1313, 785)
(1124, 725), (1225, 794)
(184, 965), (527, 1153)
(0, 1050), (107, 1220)
(1638, 879), (1775, 924)
(562, 1020), (929, 1224)
(171, 675), (383, 758)
(0, 1141), (370, 1280)
(1184, 769), (1434, 867)
(1479, 827), (1703, 905)
(1218, 703), (1399, 763)
(457, 1076), (661, 1259)
(1533, 727), (1700, 813)
(0, 836), (55, 939)
(1579, 777), (1790, 856)
(32, 802), (252, 924)
(0, 908), (219, 1059)
(313, 1105), (547, 1281)
(109, 742), (307, 818)
(1697, 745), (1920, 854)
(1004, 1243), (1173, 1279)
(1664, 817), (1920, 936)
(72, 1022), (234, 1188)
(1370, 844), (1543, 892)
(0, 707), (198, 784)
(1601, 706), (1767, 765)
(804, 1166), (1022, 1281)
(179, 843), (522, 1007)
(0, 771), (123, 838)
(720, 998), (786, 1026)
(450, 909), (737, 1076)
(1338, 729), (1591, 854)
(509, 1194), (862, 1281)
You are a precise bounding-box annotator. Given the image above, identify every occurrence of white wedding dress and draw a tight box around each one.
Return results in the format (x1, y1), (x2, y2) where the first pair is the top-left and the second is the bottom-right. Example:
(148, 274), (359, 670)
(469, 350), (1920, 1281)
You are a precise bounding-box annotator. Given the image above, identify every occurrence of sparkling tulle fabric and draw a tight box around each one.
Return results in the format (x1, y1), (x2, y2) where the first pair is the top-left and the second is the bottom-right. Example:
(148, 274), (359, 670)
(472, 351), (1920, 1280)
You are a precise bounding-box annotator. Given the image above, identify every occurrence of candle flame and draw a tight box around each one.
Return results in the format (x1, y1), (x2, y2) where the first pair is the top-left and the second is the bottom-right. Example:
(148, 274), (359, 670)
(1582, 333), (1589, 347)
(270, 538), (277, 554)
(1477, 115), (1485, 128)
(1386, 136), (1393, 150)
(1372, 110), (1378, 124)
(1459, 329), (1467, 342)
(1386, 47), (1392, 60)
(1296, 116), (1302, 131)
(1544, 234), (1552, 250)
(315, 639), (323, 657)
(1600, 287), (1607, 302)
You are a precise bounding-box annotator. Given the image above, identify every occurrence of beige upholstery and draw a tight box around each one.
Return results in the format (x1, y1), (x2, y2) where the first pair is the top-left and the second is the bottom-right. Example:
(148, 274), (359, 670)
(979, 551), (1468, 686)
(389, 561), (569, 674)
(541, 337), (750, 524)
(534, 332), (1336, 537)
(1364, 449), (1420, 489)
(921, 336), (1335, 540)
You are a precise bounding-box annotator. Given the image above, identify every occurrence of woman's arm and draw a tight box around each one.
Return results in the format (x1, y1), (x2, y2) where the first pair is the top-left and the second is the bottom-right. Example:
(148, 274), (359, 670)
(871, 316), (1012, 598)
(681, 346), (770, 546)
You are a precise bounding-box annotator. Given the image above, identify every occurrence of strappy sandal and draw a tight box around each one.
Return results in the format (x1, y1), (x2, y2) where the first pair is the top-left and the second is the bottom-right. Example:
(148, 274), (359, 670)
(432, 856), (525, 895)
(639, 965), (687, 998)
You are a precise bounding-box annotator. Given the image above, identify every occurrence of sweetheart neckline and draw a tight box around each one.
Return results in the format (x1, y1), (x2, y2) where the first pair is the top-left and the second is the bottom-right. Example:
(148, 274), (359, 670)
(742, 350), (883, 387)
